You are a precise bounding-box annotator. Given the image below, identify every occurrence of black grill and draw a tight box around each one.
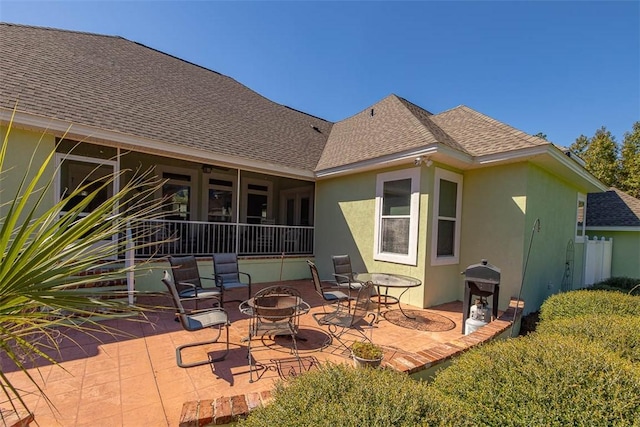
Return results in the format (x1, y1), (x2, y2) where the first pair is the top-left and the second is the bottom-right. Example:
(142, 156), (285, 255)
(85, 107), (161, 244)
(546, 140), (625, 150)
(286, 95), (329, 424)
(462, 259), (500, 334)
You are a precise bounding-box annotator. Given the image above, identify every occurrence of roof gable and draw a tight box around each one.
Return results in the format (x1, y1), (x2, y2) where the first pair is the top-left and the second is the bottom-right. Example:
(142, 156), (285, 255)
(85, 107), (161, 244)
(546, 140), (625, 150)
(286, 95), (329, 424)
(587, 188), (640, 227)
(430, 105), (550, 157)
(316, 94), (455, 171)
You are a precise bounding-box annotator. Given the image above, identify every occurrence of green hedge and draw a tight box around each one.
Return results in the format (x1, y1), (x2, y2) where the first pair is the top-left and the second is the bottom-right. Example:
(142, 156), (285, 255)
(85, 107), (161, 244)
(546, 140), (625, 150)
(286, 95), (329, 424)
(536, 314), (640, 363)
(237, 363), (438, 427)
(431, 333), (640, 426)
(591, 276), (640, 294)
(539, 289), (640, 322)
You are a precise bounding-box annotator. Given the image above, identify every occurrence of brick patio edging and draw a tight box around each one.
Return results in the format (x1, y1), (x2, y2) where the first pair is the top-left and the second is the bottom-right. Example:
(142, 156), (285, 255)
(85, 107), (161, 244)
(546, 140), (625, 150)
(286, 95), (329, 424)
(179, 297), (524, 426)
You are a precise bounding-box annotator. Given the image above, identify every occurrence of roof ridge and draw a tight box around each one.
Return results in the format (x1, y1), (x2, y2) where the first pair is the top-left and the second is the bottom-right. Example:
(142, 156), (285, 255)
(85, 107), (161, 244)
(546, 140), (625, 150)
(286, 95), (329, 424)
(394, 95), (434, 116)
(283, 105), (332, 124)
(0, 21), (123, 40)
(395, 97), (469, 154)
(455, 105), (550, 147)
(432, 104), (467, 116)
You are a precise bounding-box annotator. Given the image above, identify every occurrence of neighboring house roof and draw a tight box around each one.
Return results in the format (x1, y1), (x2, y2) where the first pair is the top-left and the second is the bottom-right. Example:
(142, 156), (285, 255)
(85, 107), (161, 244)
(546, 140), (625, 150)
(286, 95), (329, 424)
(0, 23), (332, 173)
(587, 188), (640, 228)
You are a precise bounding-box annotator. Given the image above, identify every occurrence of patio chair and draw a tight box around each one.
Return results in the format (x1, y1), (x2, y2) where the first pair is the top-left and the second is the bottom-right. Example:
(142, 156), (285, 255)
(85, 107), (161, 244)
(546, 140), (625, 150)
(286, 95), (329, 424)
(168, 255), (222, 310)
(212, 253), (252, 304)
(161, 271), (230, 368)
(312, 280), (376, 353)
(332, 254), (365, 294)
(307, 260), (353, 312)
(239, 285), (310, 383)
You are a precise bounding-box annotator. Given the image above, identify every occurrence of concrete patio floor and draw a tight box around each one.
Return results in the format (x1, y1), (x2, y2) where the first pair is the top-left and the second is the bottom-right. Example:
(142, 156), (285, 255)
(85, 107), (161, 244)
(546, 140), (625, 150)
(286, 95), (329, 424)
(1, 279), (514, 427)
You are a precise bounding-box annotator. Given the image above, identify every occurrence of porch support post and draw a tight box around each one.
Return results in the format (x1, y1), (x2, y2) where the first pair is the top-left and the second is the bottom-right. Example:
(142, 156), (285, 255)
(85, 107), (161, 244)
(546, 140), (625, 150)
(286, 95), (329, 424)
(125, 222), (135, 305)
(235, 168), (241, 254)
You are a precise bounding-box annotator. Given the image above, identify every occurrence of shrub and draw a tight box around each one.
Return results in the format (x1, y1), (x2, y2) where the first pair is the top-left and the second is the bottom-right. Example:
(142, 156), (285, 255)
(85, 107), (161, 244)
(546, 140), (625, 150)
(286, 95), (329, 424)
(351, 341), (383, 360)
(539, 289), (640, 322)
(431, 334), (640, 426)
(237, 363), (437, 427)
(591, 276), (640, 295)
(536, 315), (640, 363)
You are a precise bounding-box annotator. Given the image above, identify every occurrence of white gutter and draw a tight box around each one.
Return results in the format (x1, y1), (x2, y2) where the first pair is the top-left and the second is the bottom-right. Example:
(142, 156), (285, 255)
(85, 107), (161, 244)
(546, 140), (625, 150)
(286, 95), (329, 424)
(315, 144), (473, 179)
(0, 109), (315, 181)
(587, 226), (640, 232)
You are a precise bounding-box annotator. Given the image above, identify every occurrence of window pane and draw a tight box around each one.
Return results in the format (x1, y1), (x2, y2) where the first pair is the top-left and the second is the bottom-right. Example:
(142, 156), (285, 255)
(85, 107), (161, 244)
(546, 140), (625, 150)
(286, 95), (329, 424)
(576, 199), (585, 237)
(439, 179), (457, 218)
(60, 161), (113, 213)
(383, 179), (411, 216)
(300, 197), (310, 226)
(381, 217), (410, 254)
(247, 193), (268, 224)
(208, 188), (232, 222)
(437, 219), (455, 256)
(163, 183), (190, 220)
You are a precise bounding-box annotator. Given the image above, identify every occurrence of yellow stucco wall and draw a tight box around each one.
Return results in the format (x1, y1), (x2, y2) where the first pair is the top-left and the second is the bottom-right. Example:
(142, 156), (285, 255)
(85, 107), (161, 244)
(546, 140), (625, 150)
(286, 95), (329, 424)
(0, 125), (56, 218)
(458, 164), (528, 311)
(316, 160), (590, 315)
(315, 165), (429, 308)
(586, 230), (640, 279)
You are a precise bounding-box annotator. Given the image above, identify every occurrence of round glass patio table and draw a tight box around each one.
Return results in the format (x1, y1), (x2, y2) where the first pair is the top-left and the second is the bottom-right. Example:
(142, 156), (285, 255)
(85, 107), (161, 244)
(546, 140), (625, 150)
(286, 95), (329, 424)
(354, 273), (421, 321)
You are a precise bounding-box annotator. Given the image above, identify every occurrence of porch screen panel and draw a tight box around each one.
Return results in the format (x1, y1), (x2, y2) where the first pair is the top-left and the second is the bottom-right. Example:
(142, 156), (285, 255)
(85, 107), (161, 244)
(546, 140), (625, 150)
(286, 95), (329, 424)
(162, 172), (191, 221)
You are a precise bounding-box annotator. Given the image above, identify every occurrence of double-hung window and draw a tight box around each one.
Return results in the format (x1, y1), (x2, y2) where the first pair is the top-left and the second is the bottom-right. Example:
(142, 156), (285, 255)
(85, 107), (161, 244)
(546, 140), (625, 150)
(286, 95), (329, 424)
(431, 168), (463, 265)
(374, 168), (420, 265)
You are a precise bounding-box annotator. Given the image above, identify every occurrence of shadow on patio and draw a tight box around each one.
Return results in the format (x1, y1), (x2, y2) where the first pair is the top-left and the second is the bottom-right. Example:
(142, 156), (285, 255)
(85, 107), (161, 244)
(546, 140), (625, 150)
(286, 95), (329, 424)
(1, 279), (521, 427)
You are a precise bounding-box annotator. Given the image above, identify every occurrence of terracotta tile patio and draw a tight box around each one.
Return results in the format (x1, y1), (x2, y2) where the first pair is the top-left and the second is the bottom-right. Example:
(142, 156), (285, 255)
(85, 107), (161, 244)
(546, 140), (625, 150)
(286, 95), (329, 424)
(1, 280), (519, 427)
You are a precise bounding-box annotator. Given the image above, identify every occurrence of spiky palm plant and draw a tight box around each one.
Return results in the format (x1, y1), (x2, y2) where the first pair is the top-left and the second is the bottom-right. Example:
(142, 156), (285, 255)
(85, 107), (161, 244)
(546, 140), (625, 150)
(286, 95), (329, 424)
(0, 109), (169, 420)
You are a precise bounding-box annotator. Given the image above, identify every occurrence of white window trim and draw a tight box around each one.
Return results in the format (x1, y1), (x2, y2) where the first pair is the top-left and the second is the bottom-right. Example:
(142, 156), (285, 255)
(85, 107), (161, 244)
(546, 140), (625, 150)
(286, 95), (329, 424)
(575, 193), (586, 243)
(373, 168), (420, 265)
(155, 165), (197, 221)
(54, 152), (120, 214)
(54, 152), (120, 259)
(431, 168), (463, 266)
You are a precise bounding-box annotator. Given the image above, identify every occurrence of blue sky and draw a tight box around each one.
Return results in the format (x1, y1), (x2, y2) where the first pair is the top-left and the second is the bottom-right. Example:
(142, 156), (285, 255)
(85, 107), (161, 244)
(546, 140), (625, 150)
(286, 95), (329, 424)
(1, 1), (638, 148)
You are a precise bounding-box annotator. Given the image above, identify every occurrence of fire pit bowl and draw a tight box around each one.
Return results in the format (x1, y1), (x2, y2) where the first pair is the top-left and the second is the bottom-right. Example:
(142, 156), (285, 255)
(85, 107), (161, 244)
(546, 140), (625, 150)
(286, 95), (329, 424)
(249, 294), (299, 322)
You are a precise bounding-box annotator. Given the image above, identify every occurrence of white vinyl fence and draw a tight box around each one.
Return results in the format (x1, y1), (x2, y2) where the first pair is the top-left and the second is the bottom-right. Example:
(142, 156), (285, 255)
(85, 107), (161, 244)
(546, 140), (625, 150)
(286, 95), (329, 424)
(584, 236), (612, 286)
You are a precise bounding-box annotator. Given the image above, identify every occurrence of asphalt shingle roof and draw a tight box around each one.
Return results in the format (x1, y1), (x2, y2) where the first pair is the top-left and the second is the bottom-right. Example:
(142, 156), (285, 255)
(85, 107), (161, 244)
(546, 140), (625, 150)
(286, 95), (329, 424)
(316, 95), (446, 171)
(0, 23), (332, 172)
(0, 24), (554, 175)
(587, 188), (640, 227)
(316, 95), (551, 171)
(430, 105), (550, 157)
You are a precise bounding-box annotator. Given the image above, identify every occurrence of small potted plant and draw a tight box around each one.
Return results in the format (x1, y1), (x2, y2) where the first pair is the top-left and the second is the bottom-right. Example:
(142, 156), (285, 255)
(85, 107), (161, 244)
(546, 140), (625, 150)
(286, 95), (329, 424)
(350, 341), (384, 369)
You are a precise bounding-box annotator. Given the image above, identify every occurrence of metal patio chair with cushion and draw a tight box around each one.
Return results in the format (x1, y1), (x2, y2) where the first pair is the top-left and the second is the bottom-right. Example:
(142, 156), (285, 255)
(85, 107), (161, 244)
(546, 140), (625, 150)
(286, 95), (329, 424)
(168, 255), (222, 310)
(307, 260), (353, 312)
(312, 280), (376, 353)
(239, 285), (310, 383)
(161, 271), (230, 368)
(332, 254), (366, 295)
(213, 252), (252, 304)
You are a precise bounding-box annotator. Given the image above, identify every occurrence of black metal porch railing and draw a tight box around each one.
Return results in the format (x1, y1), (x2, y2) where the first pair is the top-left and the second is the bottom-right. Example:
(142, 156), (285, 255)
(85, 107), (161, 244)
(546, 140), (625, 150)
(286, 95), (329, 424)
(133, 219), (314, 257)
